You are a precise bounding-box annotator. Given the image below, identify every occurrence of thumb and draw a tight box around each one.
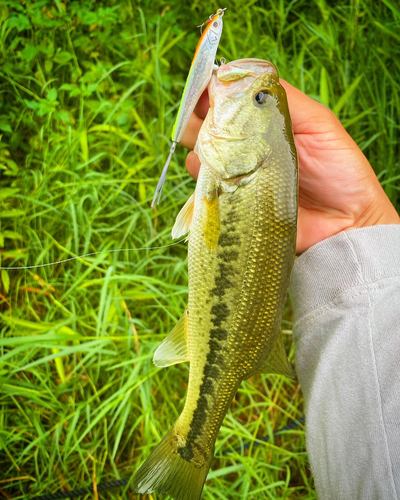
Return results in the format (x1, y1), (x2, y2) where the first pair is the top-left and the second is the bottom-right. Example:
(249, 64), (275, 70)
(280, 79), (341, 135)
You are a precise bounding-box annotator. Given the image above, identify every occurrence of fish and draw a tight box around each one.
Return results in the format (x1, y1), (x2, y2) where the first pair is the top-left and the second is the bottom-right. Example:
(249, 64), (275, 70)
(152, 8), (226, 206)
(132, 58), (298, 500)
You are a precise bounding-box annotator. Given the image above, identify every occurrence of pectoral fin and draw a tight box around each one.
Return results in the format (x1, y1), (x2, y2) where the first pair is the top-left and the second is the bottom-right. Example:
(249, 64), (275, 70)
(252, 331), (295, 379)
(153, 310), (189, 367)
(171, 194), (195, 240)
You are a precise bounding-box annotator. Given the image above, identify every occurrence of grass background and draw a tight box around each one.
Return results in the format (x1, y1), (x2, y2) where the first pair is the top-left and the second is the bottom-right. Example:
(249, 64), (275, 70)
(0, 0), (399, 498)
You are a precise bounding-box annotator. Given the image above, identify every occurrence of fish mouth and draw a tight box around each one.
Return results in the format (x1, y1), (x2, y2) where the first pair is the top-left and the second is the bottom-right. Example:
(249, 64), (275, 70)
(221, 58), (278, 70)
(217, 58), (279, 82)
(207, 132), (253, 141)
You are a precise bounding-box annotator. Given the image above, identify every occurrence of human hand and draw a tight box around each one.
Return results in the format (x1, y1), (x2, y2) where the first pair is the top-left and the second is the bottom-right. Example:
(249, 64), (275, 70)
(180, 81), (400, 254)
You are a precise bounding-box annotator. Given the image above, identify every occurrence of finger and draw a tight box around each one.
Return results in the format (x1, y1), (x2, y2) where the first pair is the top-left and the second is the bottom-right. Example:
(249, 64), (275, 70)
(180, 112), (204, 150)
(280, 79), (338, 135)
(180, 89), (210, 149)
(194, 88), (209, 119)
(186, 151), (200, 180)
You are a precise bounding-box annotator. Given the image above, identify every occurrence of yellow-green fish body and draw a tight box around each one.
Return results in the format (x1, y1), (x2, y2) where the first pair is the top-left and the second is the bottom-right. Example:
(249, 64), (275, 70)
(132, 58), (298, 500)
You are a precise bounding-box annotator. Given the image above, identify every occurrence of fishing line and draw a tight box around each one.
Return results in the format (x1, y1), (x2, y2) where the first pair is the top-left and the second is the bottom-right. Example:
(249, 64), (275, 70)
(223, 415), (305, 454)
(29, 416), (305, 500)
(0, 238), (187, 271)
(31, 479), (129, 499)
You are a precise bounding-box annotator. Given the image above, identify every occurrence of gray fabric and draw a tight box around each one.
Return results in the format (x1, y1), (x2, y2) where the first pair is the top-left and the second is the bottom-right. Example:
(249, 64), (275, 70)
(289, 225), (400, 500)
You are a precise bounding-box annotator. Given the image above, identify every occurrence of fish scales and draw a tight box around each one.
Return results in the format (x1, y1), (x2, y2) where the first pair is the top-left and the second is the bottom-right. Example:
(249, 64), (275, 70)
(179, 142), (296, 462)
(132, 58), (298, 500)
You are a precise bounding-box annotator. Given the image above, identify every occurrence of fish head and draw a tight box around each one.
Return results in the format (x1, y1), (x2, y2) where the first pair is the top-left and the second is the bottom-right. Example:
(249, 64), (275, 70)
(195, 58), (292, 181)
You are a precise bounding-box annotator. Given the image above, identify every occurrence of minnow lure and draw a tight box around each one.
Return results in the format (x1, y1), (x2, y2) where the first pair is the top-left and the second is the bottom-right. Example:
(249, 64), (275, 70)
(151, 8), (226, 206)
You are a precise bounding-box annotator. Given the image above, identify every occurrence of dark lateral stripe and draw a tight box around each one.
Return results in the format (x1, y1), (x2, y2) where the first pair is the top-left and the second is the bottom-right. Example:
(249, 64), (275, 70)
(218, 233), (237, 247)
(219, 250), (239, 261)
(211, 303), (229, 325)
(209, 327), (228, 340)
(178, 209), (240, 461)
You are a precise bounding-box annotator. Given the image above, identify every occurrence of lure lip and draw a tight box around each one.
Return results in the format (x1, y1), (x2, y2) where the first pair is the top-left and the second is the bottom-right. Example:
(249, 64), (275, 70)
(151, 141), (177, 207)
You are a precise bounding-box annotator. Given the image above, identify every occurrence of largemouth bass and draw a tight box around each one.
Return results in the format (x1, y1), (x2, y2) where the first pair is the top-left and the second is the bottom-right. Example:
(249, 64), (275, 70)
(132, 58), (298, 500)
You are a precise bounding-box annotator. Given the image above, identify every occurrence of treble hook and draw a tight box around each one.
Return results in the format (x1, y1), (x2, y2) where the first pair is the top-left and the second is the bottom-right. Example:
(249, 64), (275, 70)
(197, 7), (227, 34)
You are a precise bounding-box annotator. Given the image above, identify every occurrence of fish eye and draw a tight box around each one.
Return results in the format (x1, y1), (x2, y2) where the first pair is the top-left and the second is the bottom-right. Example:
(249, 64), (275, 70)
(213, 21), (219, 28)
(254, 89), (272, 105)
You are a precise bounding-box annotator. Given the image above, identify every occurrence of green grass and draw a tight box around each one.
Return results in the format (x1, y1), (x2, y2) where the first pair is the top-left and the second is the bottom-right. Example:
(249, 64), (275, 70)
(0, 0), (399, 498)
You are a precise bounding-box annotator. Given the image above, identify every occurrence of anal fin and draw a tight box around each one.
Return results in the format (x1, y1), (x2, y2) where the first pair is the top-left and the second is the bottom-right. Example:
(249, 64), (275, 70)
(153, 309), (189, 367)
(252, 330), (295, 379)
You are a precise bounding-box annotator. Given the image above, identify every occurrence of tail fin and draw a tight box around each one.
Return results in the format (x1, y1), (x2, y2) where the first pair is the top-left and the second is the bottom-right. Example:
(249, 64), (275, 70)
(131, 426), (213, 500)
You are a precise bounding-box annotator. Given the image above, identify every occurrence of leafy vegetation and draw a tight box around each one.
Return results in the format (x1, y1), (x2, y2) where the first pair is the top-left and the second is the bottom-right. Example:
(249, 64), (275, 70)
(0, 0), (399, 498)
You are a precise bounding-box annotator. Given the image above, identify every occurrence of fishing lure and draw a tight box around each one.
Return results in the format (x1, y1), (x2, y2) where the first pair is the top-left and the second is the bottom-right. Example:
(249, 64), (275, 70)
(151, 8), (226, 206)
